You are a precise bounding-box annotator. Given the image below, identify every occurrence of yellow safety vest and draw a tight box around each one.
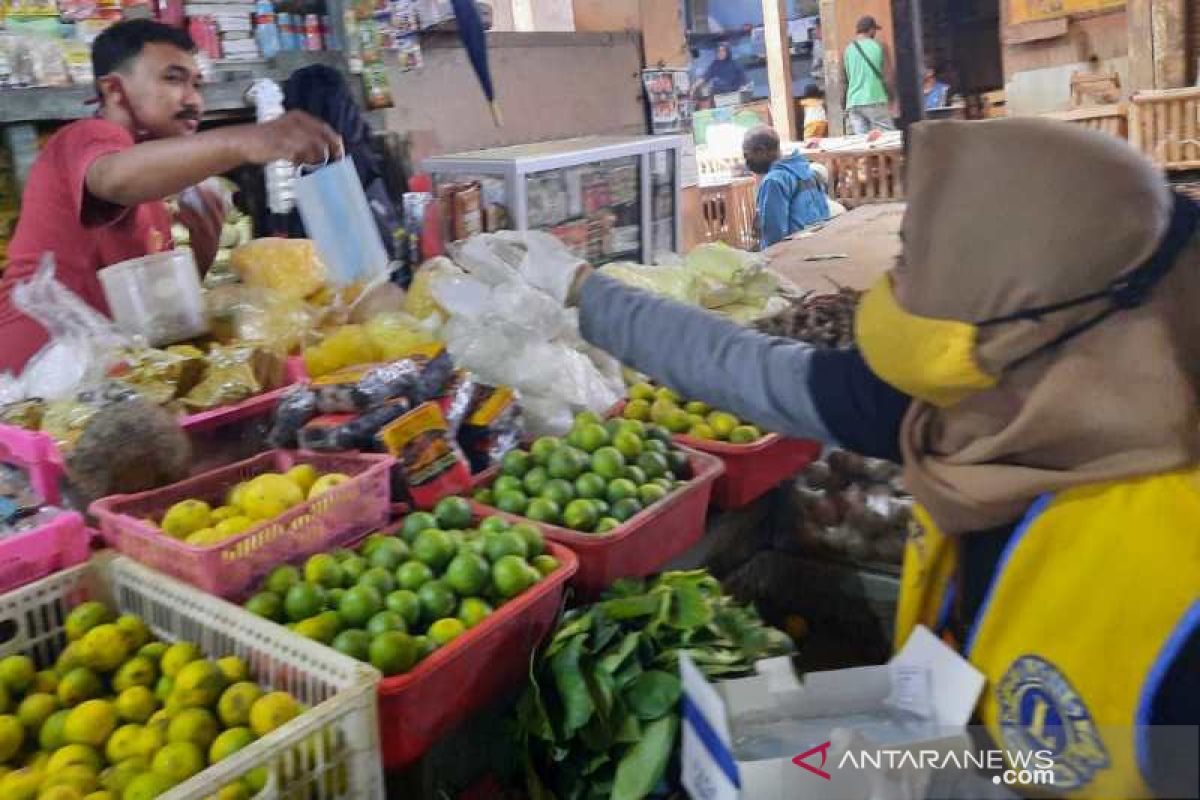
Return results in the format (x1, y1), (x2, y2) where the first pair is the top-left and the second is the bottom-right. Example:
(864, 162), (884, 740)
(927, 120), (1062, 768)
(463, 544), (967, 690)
(895, 469), (1200, 798)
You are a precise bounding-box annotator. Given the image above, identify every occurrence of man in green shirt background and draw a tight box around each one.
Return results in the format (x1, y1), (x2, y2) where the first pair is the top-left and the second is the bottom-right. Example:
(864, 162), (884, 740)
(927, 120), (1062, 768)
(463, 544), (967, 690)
(843, 16), (895, 134)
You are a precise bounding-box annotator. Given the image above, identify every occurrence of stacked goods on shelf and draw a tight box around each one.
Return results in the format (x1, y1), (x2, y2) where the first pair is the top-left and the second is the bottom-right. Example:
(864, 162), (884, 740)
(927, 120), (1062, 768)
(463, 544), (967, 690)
(184, 0), (260, 60)
(789, 450), (910, 566)
(0, 555), (383, 799)
(517, 570), (793, 800)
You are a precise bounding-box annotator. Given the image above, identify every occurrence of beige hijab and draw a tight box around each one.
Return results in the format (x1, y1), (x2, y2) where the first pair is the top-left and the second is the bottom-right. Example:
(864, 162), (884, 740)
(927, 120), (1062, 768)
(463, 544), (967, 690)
(892, 118), (1200, 534)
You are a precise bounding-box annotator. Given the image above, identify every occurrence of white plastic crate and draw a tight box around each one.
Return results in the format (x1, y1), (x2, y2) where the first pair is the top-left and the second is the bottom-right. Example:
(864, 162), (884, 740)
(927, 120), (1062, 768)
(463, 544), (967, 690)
(0, 553), (385, 800)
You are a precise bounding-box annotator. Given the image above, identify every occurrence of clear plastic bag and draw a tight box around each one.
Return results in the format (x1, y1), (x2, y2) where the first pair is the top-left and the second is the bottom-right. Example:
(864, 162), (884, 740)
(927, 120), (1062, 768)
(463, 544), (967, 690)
(229, 237), (328, 300)
(10, 257), (128, 401)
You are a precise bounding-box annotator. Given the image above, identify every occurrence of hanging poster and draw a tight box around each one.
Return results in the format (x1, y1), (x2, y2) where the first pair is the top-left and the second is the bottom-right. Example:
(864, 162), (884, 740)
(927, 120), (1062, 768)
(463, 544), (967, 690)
(1009, 0), (1124, 25)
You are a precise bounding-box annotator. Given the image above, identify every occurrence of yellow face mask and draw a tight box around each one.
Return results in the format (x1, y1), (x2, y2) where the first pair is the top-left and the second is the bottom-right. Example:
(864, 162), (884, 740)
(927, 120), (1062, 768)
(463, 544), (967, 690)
(855, 276), (997, 408)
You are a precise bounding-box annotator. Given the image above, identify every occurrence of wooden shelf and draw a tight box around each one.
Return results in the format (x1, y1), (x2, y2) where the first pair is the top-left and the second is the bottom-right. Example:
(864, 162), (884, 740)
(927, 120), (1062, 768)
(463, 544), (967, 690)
(0, 51), (345, 124)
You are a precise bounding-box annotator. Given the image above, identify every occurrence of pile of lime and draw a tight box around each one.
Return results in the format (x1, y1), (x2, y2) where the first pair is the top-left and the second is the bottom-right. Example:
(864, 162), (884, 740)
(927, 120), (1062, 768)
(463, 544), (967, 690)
(153, 464), (351, 547)
(0, 601), (304, 800)
(243, 496), (560, 677)
(471, 412), (693, 533)
(621, 383), (763, 443)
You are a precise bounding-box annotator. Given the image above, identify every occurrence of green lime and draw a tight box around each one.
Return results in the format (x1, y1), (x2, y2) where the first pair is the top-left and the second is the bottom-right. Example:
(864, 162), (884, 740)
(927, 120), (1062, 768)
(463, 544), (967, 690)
(667, 449), (690, 477)
(444, 553), (490, 596)
(590, 447), (627, 480)
(366, 610), (407, 636)
(638, 484), (668, 506)
(428, 618), (467, 646)
(644, 438), (668, 455)
(412, 528), (456, 571)
(368, 538), (410, 572)
(547, 448), (588, 481)
(605, 478), (638, 504)
(368, 631), (417, 676)
(331, 629), (371, 662)
(484, 530), (529, 562)
(729, 424), (761, 444)
(478, 516), (510, 534)
(435, 496), (473, 529)
(525, 498), (561, 524)
(572, 423), (610, 453)
(540, 478), (575, 506)
(495, 490), (529, 515)
(337, 585), (383, 628)
(473, 488), (495, 506)
(574, 472), (607, 499)
(592, 499), (610, 516)
(511, 522), (545, 557)
(339, 555), (368, 584)
(562, 499), (599, 532)
(295, 611), (341, 644)
(416, 580), (457, 623)
(531, 555), (560, 575)
(400, 512), (438, 543)
(522, 467), (550, 496)
(331, 547), (357, 561)
(612, 431), (644, 460)
(395, 560), (435, 591)
(574, 410), (603, 426)
(326, 588), (346, 609)
(284, 583), (325, 623)
(303, 554), (345, 589)
(385, 590), (422, 628)
(457, 597), (493, 628)
(244, 592), (282, 622)
(413, 635), (436, 661)
(653, 477), (674, 491)
(500, 449), (532, 477)
(359, 565), (398, 596)
(646, 425), (672, 444)
(611, 498), (643, 522)
(359, 534), (389, 559)
(493, 475), (524, 496)
(624, 466), (647, 486)
(491, 555), (538, 599)
(264, 565), (300, 596)
(685, 400), (710, 415)
(529, 437), (560, 466)
(637, 451), (669, 480)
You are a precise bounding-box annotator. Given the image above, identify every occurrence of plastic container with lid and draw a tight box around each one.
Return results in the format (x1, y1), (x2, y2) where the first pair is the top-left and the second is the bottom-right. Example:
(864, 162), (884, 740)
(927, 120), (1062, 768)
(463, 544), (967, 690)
(98, 249), (209, 346)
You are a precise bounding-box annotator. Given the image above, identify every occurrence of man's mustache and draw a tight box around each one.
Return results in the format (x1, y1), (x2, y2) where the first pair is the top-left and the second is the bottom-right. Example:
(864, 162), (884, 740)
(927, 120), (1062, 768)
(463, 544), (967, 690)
(175, 108), (201, 120)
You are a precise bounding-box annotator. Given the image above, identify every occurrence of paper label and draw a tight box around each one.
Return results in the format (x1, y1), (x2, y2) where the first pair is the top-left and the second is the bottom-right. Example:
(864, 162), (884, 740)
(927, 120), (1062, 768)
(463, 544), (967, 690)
(378, 402), (458, 486)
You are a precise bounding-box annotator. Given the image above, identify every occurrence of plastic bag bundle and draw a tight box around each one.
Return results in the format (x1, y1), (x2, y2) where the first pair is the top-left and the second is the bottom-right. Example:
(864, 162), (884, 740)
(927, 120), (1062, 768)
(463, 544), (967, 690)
(10, 257), (128, 401)
(229, 237), (328, 300)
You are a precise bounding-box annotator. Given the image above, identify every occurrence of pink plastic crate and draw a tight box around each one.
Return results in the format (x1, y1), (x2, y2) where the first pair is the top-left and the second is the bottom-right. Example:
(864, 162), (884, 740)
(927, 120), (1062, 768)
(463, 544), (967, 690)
(0, 511), (90, 594)
(0, 423), (66, 506)
(179, 385), (293, 434)
(608, 402), (820, 509)
(470, 446), (723, 596)
(90, 450), (394, 599)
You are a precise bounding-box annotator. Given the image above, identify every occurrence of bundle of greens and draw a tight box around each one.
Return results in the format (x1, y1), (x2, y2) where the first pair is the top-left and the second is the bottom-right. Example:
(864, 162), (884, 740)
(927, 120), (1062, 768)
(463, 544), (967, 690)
(518, 570), (793, 800)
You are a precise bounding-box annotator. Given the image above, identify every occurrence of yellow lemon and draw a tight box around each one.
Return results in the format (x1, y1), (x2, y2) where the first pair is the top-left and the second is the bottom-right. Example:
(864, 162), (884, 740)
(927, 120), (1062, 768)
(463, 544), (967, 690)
(111, 657), (156, 694)
(120, 772), (175, 800)
(0, 655), (36, 694)
(83, 791), (116, 800)
(46, 744), (102, 774)
(64, 603), (112, 643)
(104, 724), (145, 763)
(239, 474), (304, 521)
(63, 700), (116, 748)
(166, 707), (219, 751)
(248, 692), (300, 737)
(35, 785), (86, 800)
(115, 686), (157, 724)
(114, 616), (152, 652)
(0, 714), (25, 761)
(214, 657), (249, 685)
(39, 763), (98, 793)
(160, 500), (212, 539)
(307, 473), (351, 499)
(284, 464), (319, 495)
(15, 693), (59, 731)
(208, 727), (255, 763)
(32, 671), (58, 695)
(151, 741), (204, 784)
(159, 642), (201, 679)
(78, 625), (129, 673)
(214, 517), (255, 539)
(56, 668), (102, 707)
(216, 682), (262, 729)
(98, 757), (147, 793)
(215, 783), (252, 800)
(0, 767), (42, 800)
(209, 505), (240, 523)
(171, 660), (225, 708)
(185, 528), (223, 547)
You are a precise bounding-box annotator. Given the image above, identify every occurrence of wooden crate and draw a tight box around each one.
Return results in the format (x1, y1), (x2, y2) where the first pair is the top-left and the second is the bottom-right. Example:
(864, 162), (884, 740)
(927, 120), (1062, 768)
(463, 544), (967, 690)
(1129, 87), (1200, 171)
(698, 177), (759, 251)
(1041, 103), (1129, 141)
(804, 147), (906, 206)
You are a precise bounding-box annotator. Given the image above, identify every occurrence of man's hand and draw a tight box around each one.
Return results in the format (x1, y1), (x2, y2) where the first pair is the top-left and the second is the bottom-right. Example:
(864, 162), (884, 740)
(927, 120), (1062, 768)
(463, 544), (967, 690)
(177, 187), (225, 271)
(236, 110), (345, 165)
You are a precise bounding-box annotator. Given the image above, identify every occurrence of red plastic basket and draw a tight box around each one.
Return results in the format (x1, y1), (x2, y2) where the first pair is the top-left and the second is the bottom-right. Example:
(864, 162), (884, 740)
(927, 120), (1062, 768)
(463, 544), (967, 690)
(608, 402), (820, 509)
(377, 540), (578, 769)
(0, 511), (90, 594)
(0, 423), (66, 506)
(90, 450), (394, 599)
(469, 446), (723, 596)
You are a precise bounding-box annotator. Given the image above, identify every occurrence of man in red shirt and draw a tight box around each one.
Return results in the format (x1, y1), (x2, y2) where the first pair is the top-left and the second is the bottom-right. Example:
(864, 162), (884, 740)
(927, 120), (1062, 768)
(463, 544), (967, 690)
(0, 19), (343, 372)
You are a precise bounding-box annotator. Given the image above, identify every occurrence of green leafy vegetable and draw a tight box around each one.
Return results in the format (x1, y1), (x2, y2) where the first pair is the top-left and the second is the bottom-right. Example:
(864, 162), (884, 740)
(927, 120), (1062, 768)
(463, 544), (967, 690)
(625, 670), (681, 720)
(612, 715), (678, 800)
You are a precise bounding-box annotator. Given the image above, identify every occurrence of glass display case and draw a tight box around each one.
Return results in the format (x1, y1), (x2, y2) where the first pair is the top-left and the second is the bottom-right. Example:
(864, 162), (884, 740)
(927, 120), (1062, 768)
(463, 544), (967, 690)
(423, 135), (683, 265)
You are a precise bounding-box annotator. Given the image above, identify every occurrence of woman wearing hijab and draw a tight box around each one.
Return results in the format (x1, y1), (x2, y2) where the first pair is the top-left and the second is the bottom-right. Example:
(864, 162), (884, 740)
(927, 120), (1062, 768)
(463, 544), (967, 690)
(525, 117), (1198, 797)
(698, 42), (749, 97)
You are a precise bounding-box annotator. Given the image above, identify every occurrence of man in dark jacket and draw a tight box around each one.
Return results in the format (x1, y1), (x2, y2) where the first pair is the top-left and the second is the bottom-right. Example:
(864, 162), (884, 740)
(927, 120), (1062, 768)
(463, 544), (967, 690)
(743, 125), (830, 248)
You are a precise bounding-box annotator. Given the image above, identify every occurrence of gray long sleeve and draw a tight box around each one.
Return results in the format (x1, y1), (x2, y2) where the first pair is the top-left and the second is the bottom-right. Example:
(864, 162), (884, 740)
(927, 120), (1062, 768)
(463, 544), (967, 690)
(578, 272), (837, 445)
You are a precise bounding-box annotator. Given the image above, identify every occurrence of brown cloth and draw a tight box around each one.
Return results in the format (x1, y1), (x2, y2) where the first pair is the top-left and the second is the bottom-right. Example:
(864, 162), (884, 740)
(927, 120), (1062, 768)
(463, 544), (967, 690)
(891, 118), (1200, 534)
